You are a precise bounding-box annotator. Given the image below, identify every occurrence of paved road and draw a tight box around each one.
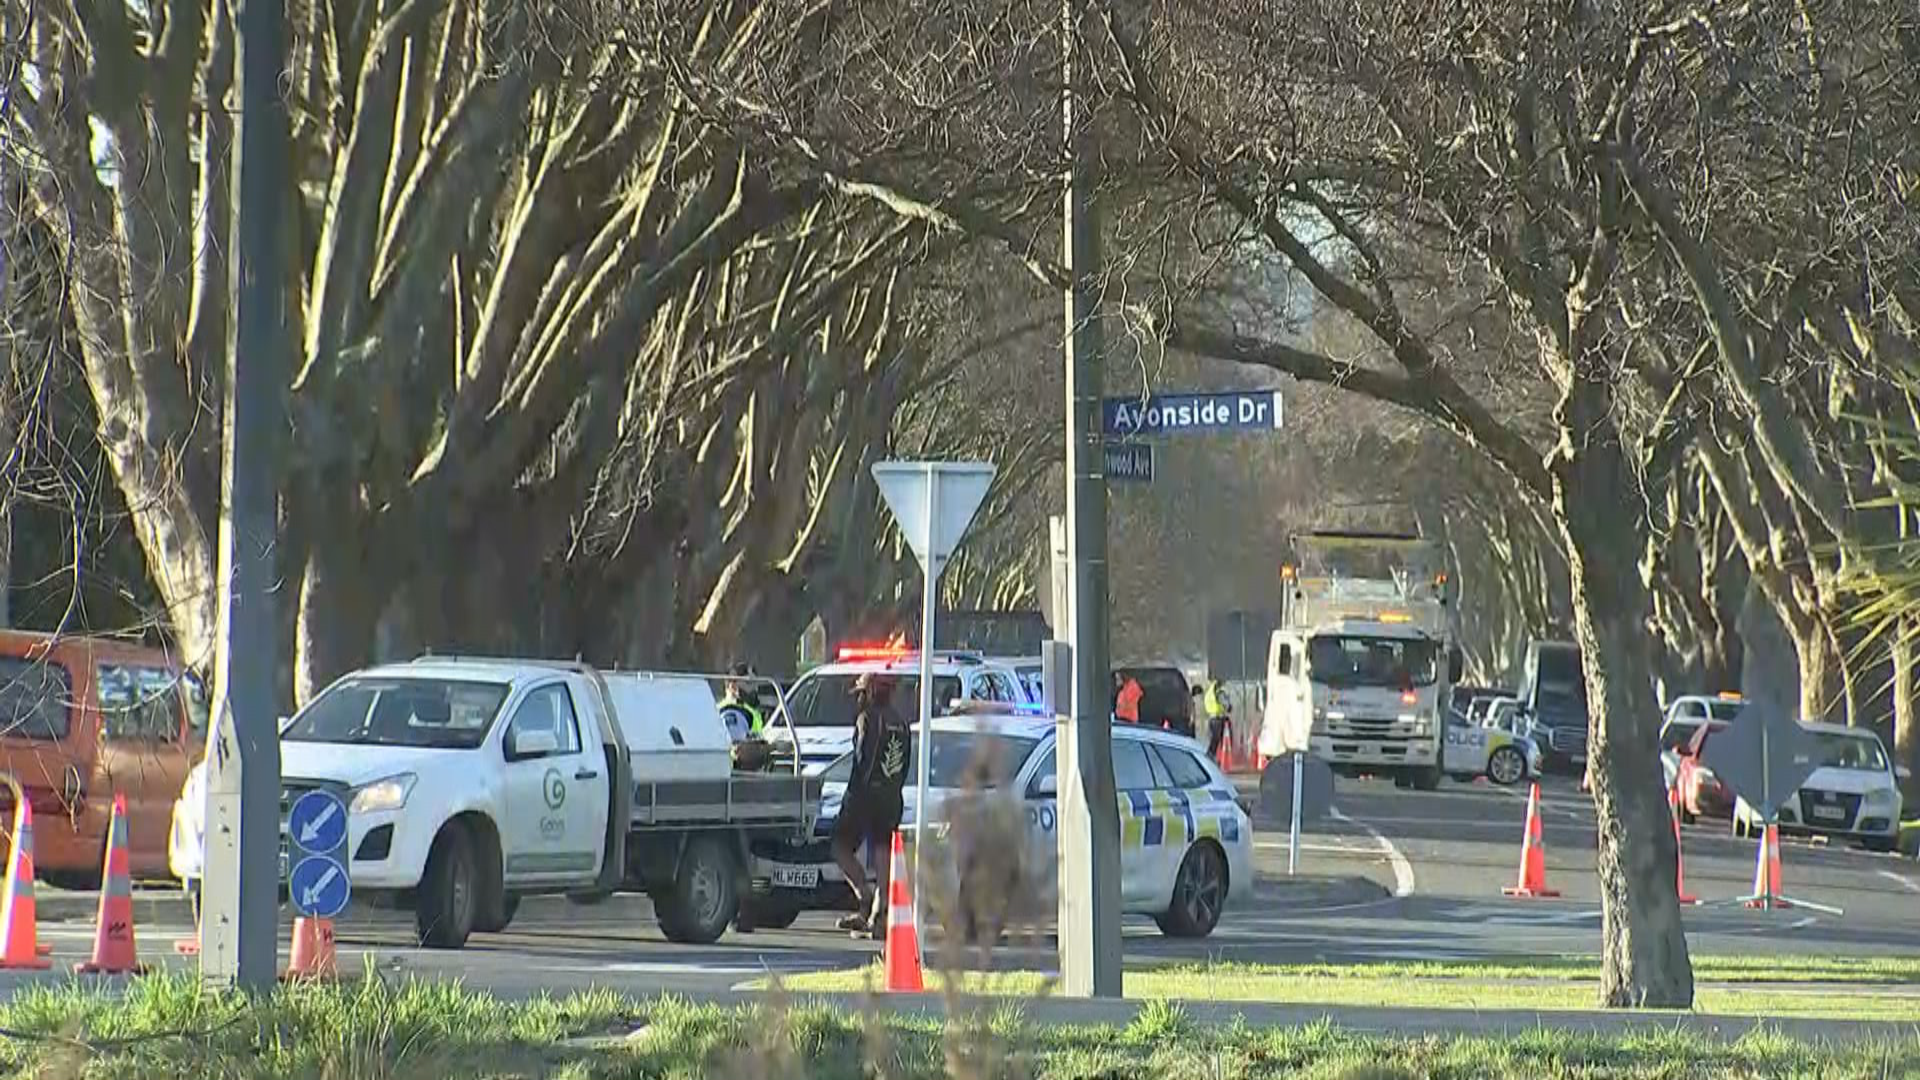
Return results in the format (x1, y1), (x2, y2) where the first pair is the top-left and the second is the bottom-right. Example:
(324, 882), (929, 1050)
(6, 772), (1916, 1002)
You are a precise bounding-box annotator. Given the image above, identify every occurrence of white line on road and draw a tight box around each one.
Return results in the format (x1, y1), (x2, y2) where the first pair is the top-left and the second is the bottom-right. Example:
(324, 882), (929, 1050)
(1330, 806), (1415, 898)
(1878, 869), (1920, 895)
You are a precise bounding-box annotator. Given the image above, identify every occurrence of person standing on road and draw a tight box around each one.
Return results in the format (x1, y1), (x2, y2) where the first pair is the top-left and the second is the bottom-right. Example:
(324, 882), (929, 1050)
(717, 664), (765, 742)
(832, 673), (909, 938)
(1115, 673), (1144, 725)
(1205, 680), (1233, 760)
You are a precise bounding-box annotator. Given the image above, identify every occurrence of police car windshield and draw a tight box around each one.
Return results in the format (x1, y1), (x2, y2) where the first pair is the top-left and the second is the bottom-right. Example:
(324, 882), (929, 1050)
(785, 673), (963, 728)
(1308, 635), (1437, 688)
(922, 731), (1042, 788)
(283, 677), (507, 749)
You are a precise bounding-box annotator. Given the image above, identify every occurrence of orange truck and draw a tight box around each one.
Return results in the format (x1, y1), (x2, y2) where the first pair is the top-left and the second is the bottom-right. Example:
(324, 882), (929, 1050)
(0, 630), (206, 887)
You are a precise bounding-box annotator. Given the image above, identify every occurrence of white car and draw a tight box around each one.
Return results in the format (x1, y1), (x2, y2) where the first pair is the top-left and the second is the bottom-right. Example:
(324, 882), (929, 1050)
(985, 656), (1046, 704)
(748, 710), (1254, 937)
(1733, 723), (1903, 851)
(779, 648), (1030, 760)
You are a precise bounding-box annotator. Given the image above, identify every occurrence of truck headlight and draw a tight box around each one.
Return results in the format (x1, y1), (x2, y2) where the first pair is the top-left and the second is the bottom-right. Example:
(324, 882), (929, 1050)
(350, 774), (417, 815)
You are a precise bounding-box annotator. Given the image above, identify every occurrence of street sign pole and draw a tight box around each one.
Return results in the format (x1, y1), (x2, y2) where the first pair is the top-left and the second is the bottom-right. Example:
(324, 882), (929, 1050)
(913, 465), (939, 915)
(1059, 0), (1122, 1000)
(202, 0), (290, 992)
(871, 461), (996, 944)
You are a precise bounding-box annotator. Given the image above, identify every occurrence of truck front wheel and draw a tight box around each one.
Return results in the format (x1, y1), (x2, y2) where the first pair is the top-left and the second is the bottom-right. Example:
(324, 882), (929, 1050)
(1411, 765), (1443, 792)
(417, 823), (479, 949)
(656, 835), (739, 944)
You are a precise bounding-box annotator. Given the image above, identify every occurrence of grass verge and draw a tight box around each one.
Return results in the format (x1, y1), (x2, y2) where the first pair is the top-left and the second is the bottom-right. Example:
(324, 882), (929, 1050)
(2, 972), (1918, 1079)
(772, 955), (1920, 1022)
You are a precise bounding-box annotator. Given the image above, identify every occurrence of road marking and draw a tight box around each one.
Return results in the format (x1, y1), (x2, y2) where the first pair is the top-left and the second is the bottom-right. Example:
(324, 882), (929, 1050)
(1329, 806), (1415, 897)
(1878, 870), (1920, 895)
(1255, 839), (1385, 856)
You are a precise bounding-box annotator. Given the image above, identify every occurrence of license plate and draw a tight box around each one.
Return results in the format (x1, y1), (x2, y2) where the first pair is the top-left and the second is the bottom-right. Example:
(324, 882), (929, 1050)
(1812, 804), (1846, 822)
(770, 865), (820, 889)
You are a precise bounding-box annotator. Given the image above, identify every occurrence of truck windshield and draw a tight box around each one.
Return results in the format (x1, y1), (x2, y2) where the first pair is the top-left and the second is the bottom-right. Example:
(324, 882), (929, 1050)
(283, 677), (508, 749)
(1308, 635), (1438, 688)
(785, 673), (963, 728)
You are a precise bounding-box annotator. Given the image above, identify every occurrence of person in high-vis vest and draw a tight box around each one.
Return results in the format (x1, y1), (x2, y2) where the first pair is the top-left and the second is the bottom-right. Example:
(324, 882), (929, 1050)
(1204, 680), (1232, 760)
(718, 664), (765, 742)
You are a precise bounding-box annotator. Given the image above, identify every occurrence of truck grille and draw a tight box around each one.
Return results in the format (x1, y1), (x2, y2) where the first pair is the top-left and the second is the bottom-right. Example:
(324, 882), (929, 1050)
(1547, 727), (1587, 755)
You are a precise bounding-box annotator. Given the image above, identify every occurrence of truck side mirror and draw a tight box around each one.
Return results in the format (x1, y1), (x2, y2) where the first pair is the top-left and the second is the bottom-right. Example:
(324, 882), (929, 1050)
(1448, 649), (1464, 683)
(508, 729), (559, 761)
(1898, 764), (1913, 782)
(1030, 773), (1058, 799)
(1277, 645), (1294, 676)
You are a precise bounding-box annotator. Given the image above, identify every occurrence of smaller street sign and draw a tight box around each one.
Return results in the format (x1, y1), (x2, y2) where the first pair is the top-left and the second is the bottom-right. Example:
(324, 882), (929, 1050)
(289, 855), (351, 919)
(289, 790), (347, 853)
(1104, 442), (1154, 483)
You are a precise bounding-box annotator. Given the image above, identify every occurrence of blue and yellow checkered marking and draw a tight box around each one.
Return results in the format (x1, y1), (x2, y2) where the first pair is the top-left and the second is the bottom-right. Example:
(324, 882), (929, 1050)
(1118, 788), (1239, 849)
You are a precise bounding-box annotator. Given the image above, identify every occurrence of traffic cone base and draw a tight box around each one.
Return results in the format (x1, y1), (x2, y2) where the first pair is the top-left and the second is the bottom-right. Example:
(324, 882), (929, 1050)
(285, 916), (339, 980)
(882, 832), (923, 992)
(1502, 782), (1561, 898)
(0, 801), (51, 970)
(76, 794), (144, 974)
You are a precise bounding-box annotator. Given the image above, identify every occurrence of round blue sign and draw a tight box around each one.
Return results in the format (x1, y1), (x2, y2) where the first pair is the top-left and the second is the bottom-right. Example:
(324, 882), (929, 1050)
(289, 790), (348, 854)
(289, 854), (351, 918)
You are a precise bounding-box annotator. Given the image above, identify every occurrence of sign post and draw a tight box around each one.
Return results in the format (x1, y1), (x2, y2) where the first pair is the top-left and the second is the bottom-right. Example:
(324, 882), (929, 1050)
(871, 461), (996, 939)
(1701, 710), (1839, 914)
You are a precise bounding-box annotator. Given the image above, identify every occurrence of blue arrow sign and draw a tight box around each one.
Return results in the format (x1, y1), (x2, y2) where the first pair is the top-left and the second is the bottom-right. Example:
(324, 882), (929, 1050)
(1104, 442), (1154, 482)
(1103, 390), (1284, 437)
(289, 790), (348, 855)
(289, 853), (351, 918)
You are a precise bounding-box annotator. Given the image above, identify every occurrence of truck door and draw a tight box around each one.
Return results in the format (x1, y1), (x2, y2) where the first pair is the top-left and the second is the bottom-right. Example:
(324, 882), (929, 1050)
(500, 681), (609, 883)
(1261, 632), (1304, 757)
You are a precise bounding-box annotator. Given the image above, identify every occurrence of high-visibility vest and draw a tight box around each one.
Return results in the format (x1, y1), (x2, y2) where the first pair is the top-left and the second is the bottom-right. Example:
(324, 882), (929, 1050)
(1204, 683), (1228, 719)
(719, 698), (764, 740)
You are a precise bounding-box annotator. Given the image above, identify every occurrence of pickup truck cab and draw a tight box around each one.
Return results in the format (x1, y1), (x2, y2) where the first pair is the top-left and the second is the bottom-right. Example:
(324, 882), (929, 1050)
(174, 658), (820, 948)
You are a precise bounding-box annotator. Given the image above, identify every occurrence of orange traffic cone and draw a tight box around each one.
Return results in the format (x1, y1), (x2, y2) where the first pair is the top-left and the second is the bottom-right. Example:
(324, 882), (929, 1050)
(1744, 823), (1790, 910)
(882, 832), (923, 992)
(76, 794), (143, 974)
(0, 801), (52, 969)
(1669, 786), (1699, 905)
(1502, 782), (1561, 898)
(285, 916), (338, 979)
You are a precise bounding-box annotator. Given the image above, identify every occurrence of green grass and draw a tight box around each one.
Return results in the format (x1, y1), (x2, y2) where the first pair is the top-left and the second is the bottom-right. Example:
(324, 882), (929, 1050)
(772, 955), (1920, 1022)
(2, 973), (1918, 1079)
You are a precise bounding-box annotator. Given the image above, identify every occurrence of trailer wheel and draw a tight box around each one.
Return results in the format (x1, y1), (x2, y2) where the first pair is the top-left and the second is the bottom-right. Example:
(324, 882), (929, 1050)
(657, 835), (738, 944)
(742, 898), (802, 930)
(417, 822), (478, 948)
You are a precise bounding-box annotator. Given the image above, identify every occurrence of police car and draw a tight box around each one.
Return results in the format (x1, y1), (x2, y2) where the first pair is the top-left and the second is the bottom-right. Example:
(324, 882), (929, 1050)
(778, 648), (1030, 762)
(747, 705), (1254, 938)
(1442, 707), (1541, 787)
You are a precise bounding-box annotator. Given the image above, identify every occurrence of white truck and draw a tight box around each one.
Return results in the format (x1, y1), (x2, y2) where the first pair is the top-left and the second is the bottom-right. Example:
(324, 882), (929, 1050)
(1259, 531), (1463, 790)
(173, 657), (821, 948)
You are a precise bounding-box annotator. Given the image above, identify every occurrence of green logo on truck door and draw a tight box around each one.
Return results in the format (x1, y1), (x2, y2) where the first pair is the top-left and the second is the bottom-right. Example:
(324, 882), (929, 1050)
(543, 768), (567, 810)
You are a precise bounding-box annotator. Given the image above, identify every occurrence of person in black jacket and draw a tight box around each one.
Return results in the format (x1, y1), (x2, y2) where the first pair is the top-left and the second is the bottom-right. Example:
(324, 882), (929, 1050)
(832, 673), (910, 937)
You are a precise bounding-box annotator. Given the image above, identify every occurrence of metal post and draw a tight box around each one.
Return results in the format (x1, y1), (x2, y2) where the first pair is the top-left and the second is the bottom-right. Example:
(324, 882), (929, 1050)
(1057, 0), (1122, 1000)
(1288, 751), (1304, 875)
(911, 464), (939, 927)
(200, 0), (289, 992)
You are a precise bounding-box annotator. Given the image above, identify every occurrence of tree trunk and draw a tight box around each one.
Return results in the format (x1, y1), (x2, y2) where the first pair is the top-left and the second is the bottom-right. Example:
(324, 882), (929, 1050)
(294, 541), (381, 706)
(1553, 384), (1693, 1009)
(1894, 618), (1919, 805)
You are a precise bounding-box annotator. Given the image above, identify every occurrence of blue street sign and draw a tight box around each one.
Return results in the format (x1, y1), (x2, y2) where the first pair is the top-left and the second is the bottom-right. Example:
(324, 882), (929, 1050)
(1102, 390), (1284, 437)
(1104, 442), (1154, 482)
(289, 854), (351, 918)
(289, 790), (348, 855)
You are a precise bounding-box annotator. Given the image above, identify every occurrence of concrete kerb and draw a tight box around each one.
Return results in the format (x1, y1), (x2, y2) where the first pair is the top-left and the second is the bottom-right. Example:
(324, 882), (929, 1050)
(36, 890), (196, 928)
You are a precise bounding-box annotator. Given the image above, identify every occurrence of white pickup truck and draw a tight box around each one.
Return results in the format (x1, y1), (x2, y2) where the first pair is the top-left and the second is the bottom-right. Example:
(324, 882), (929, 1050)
(171, 657), (821, 948)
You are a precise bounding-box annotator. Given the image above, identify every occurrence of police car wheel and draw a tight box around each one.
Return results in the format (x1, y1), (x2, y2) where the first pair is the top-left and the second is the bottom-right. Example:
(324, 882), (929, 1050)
(658, 835), (739, 944)
(1487, 746), (1526, 787)
(1156, 843), (1227, 938)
